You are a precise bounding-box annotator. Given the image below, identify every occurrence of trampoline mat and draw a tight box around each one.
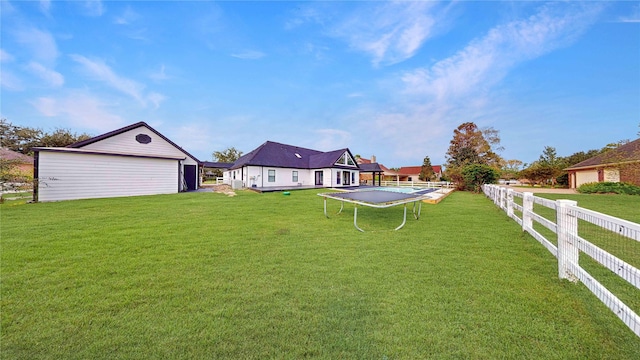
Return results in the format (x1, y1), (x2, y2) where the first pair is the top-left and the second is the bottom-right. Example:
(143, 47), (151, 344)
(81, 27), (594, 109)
(326, 190), (419, 205)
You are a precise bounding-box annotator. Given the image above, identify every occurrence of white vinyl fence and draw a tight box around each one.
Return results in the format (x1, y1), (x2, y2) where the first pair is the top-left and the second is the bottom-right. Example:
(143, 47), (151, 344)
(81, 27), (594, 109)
(483, 184), (640, 337)
(360, 180), (455, 189)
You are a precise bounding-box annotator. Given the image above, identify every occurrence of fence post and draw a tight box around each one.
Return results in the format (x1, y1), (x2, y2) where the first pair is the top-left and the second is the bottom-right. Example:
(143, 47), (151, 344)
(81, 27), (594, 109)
(522, 192), (533, 232)
(506, 188), (514, 219)
(557, 199), (579, 282)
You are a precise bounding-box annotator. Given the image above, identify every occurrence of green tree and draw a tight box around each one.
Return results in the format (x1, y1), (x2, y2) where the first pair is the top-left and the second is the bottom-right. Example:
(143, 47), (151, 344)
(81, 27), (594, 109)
(213, 147), (243, 163)
(40, 128), (92, 148)
(461, 164), (499, 192)
(444, 122), (504, 189)
(0, 119), (92, 154)
(419, 156), (435, 181)
(1, 119), (42, 154)
(501, 159), (523, 180)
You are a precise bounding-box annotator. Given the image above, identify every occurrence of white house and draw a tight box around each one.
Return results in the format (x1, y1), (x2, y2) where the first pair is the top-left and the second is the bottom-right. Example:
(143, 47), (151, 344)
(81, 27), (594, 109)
(224, 141), (360, 189)
(34, 122), (201, 202)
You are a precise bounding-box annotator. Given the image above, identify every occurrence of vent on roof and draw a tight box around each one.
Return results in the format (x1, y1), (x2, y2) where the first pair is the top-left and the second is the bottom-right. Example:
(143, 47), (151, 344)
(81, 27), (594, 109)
(295, 153), (302, 159)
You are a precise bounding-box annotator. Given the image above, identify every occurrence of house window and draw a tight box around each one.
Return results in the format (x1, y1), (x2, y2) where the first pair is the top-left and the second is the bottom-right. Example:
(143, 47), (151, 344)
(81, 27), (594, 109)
(335, 152), (357, 167)
(337, 171), (341, 185)
(292, 171), (298, 182)
(268, 169), (276, 182)
(352, 172), (355, 184)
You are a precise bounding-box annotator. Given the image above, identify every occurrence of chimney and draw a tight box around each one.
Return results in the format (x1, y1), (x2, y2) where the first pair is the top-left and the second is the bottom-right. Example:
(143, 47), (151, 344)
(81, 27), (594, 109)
(371, 155), (376, 163)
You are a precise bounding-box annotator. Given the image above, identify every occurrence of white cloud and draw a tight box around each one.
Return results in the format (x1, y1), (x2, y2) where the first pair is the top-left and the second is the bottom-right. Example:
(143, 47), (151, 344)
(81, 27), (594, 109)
(313, 128), (352, 151)
(284, 5), (326, 30)
(31, 92), (125, 131)
(70, 54), (165, 108)
(26, 61), (64, 87)
(0, 49), (14, 62)
(147, 92), (166, 109)
(149, 64), (169, 81)
(356, 2), (605, 164)
(39, 0), (51, 15)
(0, 71), (24, 91)
(82, 0), (104, 17)
(401, 3), (603, 101)
(114, 5), (138, 25)
(332, 2), (441, 67)
(230, 50), (266, 60)
(13, 27), (59, 64)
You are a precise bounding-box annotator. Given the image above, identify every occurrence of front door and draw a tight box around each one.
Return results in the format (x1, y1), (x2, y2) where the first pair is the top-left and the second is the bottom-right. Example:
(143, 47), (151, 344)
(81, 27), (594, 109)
(315, 171), (323, 186)
(343, 171), (350, 186)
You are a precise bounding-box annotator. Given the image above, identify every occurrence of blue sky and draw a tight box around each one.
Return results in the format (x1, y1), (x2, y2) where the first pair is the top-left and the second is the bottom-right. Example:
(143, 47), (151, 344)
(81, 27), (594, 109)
(1, 1), (638, 168)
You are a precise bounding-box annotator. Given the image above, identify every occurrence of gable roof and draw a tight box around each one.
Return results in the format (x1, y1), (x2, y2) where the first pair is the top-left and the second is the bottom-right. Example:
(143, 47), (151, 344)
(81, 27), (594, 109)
(566, 138), (640, 170)
(398, 166), (422, 174)
(230, 141), (358, 170)
(68, 121), (201, 163)
(399, 165), (443, 175)
(0, 147), (33, 163)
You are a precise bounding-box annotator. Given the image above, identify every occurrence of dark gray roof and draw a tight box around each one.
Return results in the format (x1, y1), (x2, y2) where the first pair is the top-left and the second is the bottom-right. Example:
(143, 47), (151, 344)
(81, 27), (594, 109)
(67, 121), (201, 163)
(566, 138), (640, 170)
(230, 141), (359, 170)
(359, 163), (383, 172)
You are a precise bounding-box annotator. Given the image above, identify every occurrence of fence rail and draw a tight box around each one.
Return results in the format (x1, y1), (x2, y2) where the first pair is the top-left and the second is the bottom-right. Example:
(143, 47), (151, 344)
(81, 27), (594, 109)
(483, 184), (640, 337)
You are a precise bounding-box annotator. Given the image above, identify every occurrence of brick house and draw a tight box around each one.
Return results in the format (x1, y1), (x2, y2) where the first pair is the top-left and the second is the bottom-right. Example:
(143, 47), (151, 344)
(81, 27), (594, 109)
(565, 138), (640, 188)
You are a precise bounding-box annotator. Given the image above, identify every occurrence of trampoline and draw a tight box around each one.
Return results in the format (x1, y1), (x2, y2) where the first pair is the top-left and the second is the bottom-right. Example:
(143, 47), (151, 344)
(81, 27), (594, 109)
(318, 189), (434, 232)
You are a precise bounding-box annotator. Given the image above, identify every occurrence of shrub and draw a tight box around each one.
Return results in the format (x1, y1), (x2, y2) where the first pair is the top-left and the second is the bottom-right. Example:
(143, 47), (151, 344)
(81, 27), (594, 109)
(577, 182), (640, 195)
(461, 164), (500, 192)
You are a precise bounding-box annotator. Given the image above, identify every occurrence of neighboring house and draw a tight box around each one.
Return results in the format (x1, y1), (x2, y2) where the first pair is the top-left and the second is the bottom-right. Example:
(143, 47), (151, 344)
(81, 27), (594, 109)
(0, 147), (34, 177)
(357, 155), (400, 184)
(566, 138), (640, 188)
(398, 165), (444, 181)
(33, 122), (201, 202)
(224, 141), (359, 189)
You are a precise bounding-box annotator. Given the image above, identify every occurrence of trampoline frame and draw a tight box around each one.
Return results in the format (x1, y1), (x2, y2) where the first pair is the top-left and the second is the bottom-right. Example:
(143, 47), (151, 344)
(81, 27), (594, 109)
(318, 190), (430, 232)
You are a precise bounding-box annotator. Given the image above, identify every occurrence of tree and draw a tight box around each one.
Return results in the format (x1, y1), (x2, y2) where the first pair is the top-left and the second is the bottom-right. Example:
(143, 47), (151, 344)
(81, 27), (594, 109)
(461, 164), (499, 192)
(444, 122), (504, 189)
(445, 122), (503, 168)
(501, 159), (523, 180)
(0, 119), (92, 154)
(419, 156), (435, 181)
(213, 147), (243, 163)
(1, 119), (42, 154)
(40, 128), (92, 148)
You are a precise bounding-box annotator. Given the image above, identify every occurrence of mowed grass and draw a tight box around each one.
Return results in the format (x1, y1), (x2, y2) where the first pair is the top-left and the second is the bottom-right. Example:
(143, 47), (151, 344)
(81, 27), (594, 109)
(2, 190), (639, 359)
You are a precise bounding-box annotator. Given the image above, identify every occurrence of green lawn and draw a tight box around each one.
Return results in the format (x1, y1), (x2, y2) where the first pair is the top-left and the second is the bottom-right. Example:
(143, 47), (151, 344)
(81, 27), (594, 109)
(2, 190), (639, 359)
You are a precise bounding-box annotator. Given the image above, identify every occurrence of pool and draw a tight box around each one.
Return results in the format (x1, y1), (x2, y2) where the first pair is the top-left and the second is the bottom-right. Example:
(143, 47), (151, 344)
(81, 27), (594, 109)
(359, 186), (437, 195)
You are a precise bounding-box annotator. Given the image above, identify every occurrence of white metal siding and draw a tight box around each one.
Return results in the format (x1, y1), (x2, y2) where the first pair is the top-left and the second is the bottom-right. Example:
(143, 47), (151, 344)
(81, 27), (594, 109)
(38, 151), (178, 202)
(576, 170), (598, 187)
(79, 126), (198, 165)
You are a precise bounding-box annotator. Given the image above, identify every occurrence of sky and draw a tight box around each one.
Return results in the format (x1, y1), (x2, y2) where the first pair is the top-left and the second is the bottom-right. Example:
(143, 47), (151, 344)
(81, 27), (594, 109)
(1, 1), (639, 168)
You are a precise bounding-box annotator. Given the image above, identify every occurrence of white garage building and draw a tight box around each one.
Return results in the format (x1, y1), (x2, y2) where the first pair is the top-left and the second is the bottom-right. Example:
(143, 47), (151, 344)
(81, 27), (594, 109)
(34, 122), (201, 202)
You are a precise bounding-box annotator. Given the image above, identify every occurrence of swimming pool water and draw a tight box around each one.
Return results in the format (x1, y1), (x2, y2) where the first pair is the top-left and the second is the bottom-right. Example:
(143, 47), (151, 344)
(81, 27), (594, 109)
(365, 186), (436, 194)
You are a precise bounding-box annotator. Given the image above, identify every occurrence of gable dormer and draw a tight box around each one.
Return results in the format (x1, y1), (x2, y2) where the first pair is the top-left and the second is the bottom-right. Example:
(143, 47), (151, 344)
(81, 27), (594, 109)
(335, 151), (357, 167)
